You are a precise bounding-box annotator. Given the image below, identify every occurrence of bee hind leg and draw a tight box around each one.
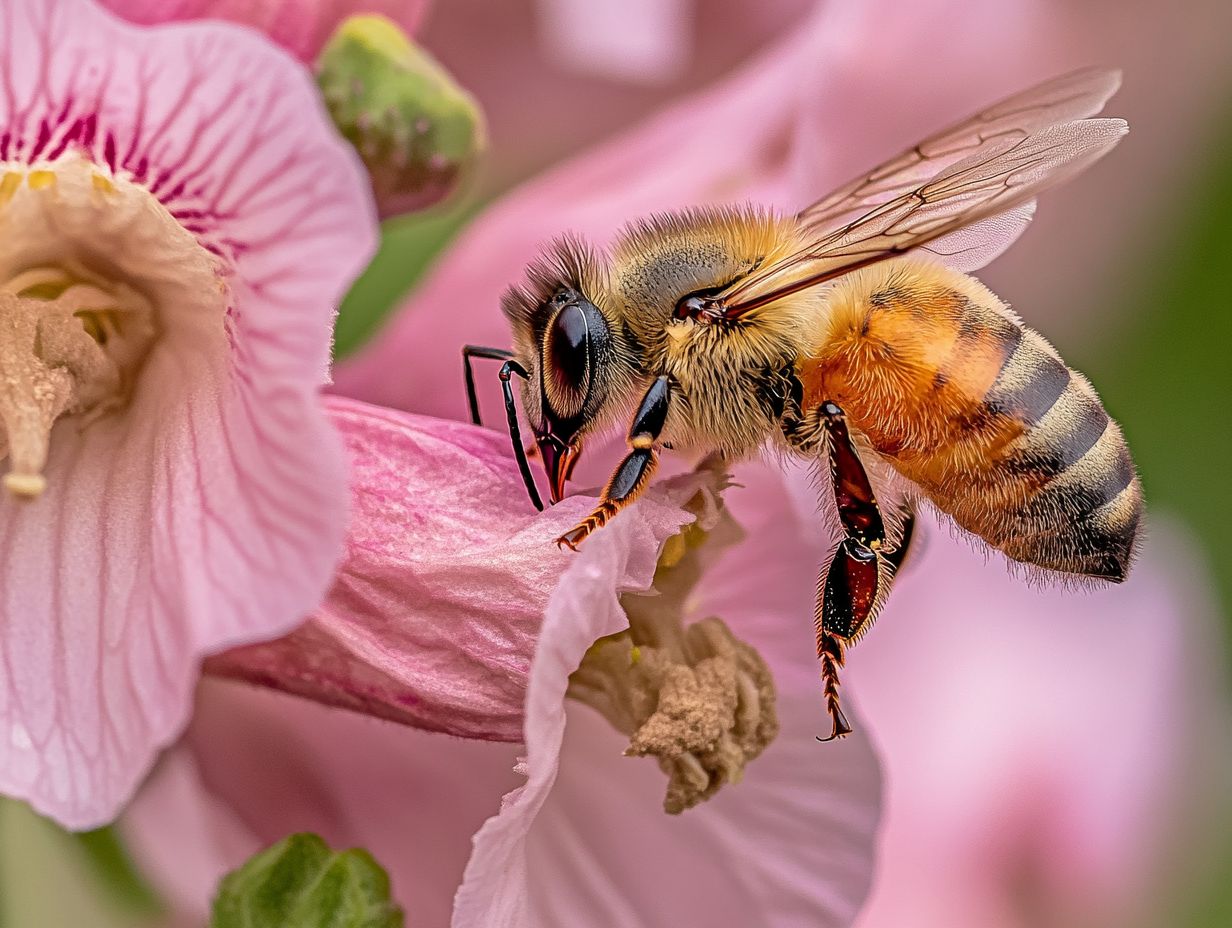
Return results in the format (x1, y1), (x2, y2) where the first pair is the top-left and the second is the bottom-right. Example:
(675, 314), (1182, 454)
(556, 376), (672, 550)
(815, 539), (878, 741)
(813, 400), (917, 741)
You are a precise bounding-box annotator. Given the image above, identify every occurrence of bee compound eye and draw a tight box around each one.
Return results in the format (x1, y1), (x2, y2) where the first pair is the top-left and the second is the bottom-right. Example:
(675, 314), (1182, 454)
(543, 297), (609, 420)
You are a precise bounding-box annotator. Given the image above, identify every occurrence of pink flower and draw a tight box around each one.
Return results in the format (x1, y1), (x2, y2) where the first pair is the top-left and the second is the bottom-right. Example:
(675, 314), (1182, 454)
(205, 396), (598, 742)
(126, 453), (884, 927)
(315, 3), (1221, 922)
(0, 0), (376, 828)
(106, 0), (1228, 923)
(98, 0), (429, 62)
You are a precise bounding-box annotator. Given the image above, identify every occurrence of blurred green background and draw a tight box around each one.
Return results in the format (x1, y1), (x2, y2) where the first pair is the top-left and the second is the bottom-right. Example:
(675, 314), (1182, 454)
(1084, 98), (1232, 928)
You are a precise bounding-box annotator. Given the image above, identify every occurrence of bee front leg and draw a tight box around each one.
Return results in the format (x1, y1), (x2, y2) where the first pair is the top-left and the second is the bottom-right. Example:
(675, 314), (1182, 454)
(556, 376), (672, 550)
(814, 401), (915, 742)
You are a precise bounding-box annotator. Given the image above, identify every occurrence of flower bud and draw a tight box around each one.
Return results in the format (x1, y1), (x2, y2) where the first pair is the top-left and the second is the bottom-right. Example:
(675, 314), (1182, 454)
(317, 15), (485, 218)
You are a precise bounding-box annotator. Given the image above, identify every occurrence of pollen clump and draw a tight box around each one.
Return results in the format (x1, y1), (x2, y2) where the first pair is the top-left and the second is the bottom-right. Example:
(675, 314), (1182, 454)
(0, 173), (20, 207)
(567, 482), (780, 814)
(91, 172), (116, 196)
(26, 170), (56, 190)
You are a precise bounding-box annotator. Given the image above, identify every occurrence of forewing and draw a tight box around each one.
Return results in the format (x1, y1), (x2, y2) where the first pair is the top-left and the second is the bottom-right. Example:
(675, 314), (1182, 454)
(719, 117), (1126, 313)
(800, 67), (1121, 233)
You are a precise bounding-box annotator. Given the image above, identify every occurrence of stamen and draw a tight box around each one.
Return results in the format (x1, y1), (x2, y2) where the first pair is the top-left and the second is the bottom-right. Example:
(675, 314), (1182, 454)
(567, 485), (780, 814)
(0, 157), (219, 499)
(0, 274), (154, 498)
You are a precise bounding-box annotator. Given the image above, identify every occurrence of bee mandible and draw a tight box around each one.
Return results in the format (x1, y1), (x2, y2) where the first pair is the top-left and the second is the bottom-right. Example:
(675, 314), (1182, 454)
(463, 68), (1141, 741)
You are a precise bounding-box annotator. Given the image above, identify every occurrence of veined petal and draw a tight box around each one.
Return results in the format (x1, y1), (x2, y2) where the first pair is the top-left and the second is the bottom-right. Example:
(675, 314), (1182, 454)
(455, 463), (881, 928)
(207, 397), (595, 741)
(0, 1), (377, 378)
(124, 464), (885, 928)
(98, 0), (429, 62)
(0, 0), (376, 828)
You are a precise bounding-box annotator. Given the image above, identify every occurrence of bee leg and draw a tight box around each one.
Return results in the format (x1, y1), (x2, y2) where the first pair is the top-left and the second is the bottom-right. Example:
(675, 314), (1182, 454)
(461, 345), (515, 426)
(813, 400), (903, 742)
(556, 376), (672, 550)
(815, 539), (878, 741)
(820, 401), (885, 548)
(884, 506), (917, 574)
(814, 506), (918, 742)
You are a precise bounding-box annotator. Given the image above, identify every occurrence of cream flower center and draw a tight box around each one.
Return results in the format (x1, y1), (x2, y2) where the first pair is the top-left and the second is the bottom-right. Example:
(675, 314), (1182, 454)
(0, 157), (222, 497)
(568, 498), (780, 814)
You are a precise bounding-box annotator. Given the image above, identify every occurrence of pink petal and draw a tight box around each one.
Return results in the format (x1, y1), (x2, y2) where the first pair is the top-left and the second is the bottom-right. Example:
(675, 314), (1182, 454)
(125, 466), (885, 927)
(207, 397), (596, 741)
(98, 0), (428, 62)
(423, 0), (808, 193)
(122, 749), (260, 922)
(0, 0), (375, 828)
(511, 700), (879, 927)
(456, 463), (882, 927)
(537, 0), (691, 85)
(128, 682), (529, 928)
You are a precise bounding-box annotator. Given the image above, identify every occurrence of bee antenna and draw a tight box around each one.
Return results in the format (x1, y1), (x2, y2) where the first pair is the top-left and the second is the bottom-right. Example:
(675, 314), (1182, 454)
(497, 360), (545, 511)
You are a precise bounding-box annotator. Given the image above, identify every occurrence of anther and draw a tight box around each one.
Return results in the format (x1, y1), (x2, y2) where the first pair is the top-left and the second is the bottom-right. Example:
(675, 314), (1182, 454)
(0, 277), (154, 498)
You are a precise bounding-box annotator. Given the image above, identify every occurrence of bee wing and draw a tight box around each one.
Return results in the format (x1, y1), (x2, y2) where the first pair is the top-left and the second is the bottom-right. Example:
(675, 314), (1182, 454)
(913, 199), (1036, 270)
(718, 115), (1127, 314)
(799, 67), (1121, 233)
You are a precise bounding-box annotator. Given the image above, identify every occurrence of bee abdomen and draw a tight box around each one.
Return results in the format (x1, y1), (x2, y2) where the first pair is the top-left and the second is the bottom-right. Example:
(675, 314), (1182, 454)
(802, 259), (1142, 583)
(982, 337), (1141, 580)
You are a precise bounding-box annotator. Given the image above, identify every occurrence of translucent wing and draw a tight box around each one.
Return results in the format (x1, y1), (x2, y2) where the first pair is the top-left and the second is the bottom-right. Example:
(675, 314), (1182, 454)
(718, 114), (1126, 315)
(914, 200), (1036, 271)
(799, 67), (1121, 234)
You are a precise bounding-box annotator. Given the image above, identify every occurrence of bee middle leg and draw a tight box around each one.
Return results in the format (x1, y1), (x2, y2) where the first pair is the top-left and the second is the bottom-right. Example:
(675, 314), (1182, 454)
(556, 376), (672, 550)
(814, 400), (915, 742)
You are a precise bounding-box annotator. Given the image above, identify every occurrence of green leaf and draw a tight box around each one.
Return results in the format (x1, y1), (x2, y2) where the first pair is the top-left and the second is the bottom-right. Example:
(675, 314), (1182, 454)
(210, 833), (403, 928)
(0, 800), (163, 928)
(333, 202), (477, 359)
(72, 824), (164, 917)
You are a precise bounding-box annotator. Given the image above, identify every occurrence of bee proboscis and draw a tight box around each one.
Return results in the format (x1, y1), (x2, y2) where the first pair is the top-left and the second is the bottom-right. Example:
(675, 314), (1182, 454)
(463, 68), (1141, 741)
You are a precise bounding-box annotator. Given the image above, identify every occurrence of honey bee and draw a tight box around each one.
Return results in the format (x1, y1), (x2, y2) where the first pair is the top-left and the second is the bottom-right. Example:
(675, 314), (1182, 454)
(463, 68), (1142, 741)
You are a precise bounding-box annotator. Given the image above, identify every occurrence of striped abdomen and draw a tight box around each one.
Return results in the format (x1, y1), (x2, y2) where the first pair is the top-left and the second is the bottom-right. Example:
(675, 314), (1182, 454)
(798, 259), (1141, 581)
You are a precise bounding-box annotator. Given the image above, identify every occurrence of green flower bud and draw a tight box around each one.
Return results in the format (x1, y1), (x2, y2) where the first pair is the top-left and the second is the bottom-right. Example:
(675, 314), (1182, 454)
(318, 15), (485, 218)
(210, 833), (403, 928)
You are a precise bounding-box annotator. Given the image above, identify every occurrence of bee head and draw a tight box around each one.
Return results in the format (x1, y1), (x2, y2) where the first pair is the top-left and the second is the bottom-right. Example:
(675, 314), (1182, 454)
(501, 236), (624, 503)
